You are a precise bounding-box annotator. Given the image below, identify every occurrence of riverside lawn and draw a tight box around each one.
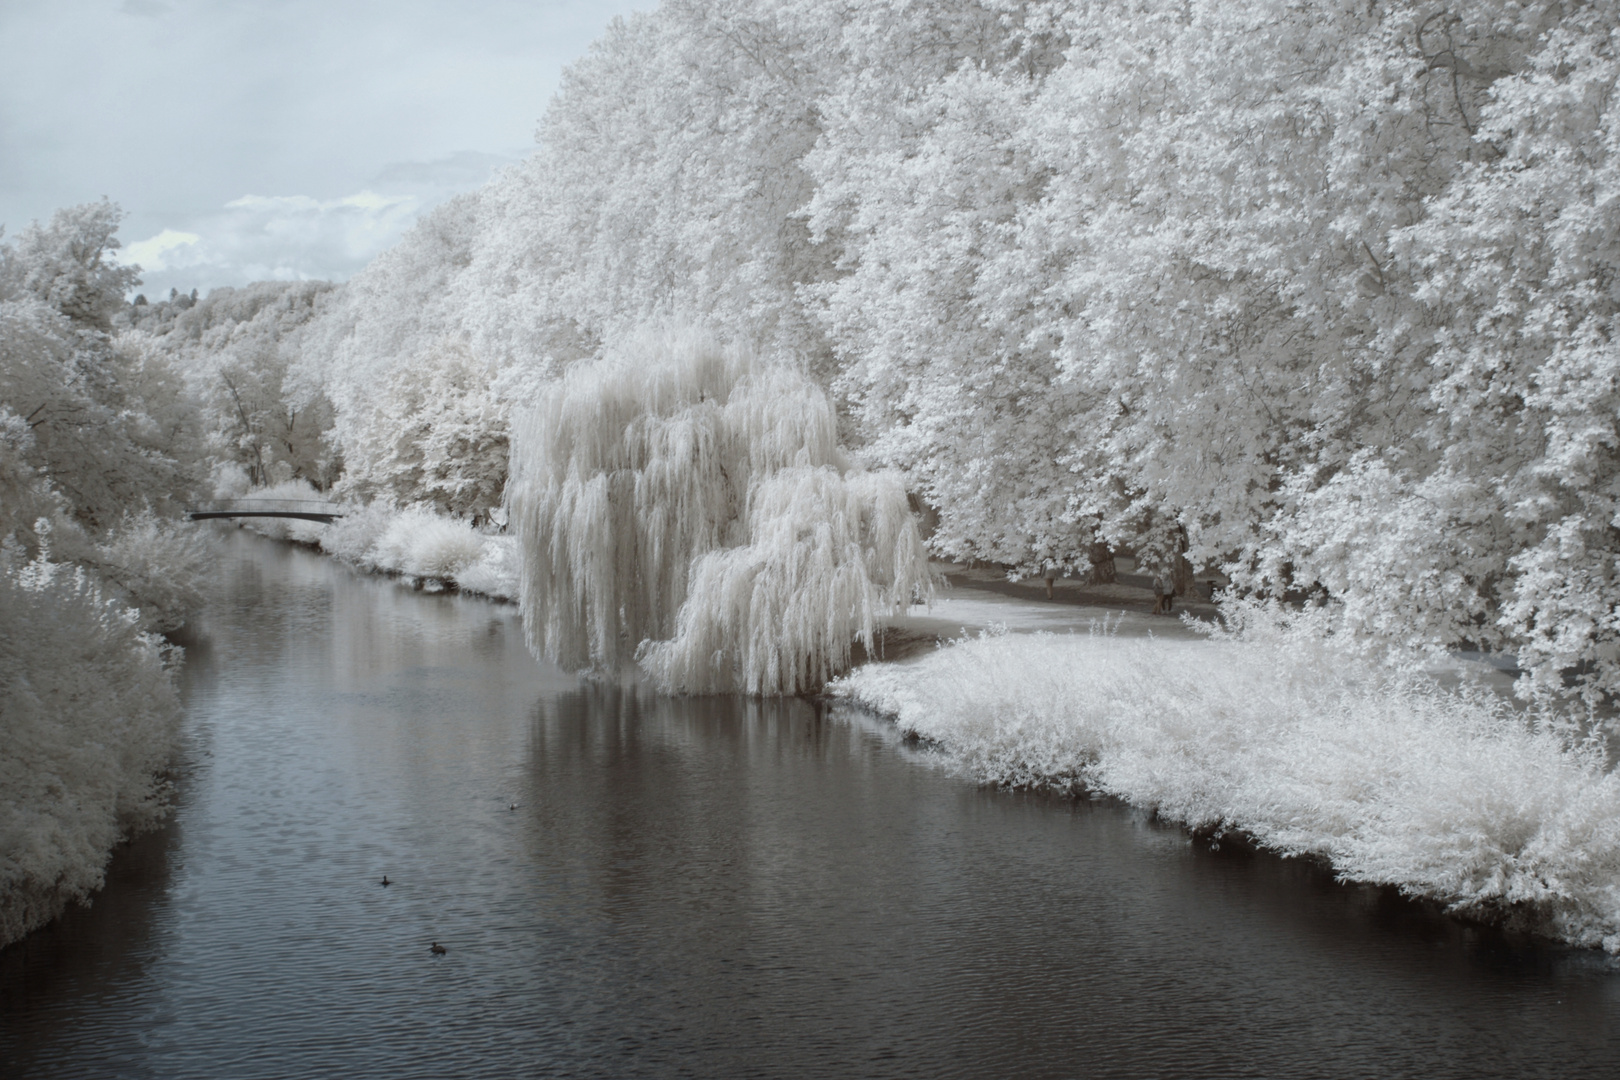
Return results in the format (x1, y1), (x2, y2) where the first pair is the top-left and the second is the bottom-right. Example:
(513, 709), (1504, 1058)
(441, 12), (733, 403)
(832, 598), (1620, 955)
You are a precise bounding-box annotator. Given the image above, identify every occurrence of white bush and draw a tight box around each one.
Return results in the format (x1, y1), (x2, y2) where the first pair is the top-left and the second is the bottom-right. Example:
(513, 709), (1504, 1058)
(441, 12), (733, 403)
(831, 604), (1620, 952)
(373, 507), (486, 580)
(209, 460), (252, 502)
(452, 534), (519, 600)
(82, 511), (214, 633)
(315, 499), (390, 569)
(0, 547), (183, 947)
(224, 478), (330, 544)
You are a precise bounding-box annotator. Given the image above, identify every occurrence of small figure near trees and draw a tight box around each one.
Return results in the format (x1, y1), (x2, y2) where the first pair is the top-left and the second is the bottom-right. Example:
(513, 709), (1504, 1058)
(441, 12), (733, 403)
(1152, 575), (1168, 615)
(1042, 564), (1058, 600)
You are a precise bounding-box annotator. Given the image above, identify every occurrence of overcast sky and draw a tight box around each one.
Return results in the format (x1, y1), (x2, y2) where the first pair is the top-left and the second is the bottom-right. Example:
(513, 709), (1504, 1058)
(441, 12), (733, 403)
(0, 0), (649, 299)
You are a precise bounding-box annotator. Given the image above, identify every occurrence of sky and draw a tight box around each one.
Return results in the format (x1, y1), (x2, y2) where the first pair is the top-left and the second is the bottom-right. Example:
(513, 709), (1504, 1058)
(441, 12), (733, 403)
(0, 0), (649, 299)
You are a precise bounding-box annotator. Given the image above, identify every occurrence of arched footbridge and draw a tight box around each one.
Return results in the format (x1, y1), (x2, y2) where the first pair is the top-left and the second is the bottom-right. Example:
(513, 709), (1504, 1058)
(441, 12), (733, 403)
(187, 499), (344, 524)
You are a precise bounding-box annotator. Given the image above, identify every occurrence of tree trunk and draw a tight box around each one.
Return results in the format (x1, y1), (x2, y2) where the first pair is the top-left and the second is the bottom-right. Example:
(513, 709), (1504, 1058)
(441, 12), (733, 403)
(1172, 527), (1194, 596)
(1087, 541), (1117, 584)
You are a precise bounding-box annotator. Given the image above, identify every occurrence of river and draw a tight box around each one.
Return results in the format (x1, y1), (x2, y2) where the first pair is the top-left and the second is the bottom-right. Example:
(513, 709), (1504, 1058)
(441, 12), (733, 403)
(3, 532), (1620, 1078)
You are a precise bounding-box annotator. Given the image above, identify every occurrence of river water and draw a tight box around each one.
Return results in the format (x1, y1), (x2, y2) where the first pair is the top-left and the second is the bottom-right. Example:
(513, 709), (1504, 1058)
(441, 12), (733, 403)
(4, 532), (1620, 1078)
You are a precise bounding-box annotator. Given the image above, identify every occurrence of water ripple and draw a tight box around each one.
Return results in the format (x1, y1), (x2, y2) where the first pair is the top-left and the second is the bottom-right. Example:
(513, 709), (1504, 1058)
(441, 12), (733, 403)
(3, 534), (1619, 1079)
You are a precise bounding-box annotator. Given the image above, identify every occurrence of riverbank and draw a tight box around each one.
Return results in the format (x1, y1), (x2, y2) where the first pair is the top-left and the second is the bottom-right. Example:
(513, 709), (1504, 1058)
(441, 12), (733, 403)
(16, 530), (1620, 1078)
(0, 552), (183, 948)
(225, 484), (518, 601)
(106, 515), (1620, 955)
(837, 599), (1620, 954)
(869, 561), (1220, 660)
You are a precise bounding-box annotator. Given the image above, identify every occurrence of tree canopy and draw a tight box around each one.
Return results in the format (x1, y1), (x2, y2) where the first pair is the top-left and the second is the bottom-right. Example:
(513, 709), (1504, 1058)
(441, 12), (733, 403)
(124, 0), (1620, 702)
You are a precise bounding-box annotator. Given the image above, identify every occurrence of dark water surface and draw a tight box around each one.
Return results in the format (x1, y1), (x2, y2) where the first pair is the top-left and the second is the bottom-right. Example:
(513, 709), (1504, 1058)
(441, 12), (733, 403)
(4, 533), (1620, 1079)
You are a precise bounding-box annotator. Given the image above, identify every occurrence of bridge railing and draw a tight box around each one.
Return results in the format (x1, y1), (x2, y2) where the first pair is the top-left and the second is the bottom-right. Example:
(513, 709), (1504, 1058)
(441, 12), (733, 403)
(187, 498), (346, 523)
(190, 498), (341, 512)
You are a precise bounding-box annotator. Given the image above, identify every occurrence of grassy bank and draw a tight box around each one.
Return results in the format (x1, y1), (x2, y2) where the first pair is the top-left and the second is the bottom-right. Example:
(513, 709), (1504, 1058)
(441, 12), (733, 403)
(831, 607), (1620, 952)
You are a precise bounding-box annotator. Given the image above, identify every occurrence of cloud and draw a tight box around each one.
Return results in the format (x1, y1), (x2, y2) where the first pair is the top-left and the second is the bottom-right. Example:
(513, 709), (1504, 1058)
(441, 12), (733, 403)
(1, 0), (645, 252)
(122, 190), (421, 293)
(118, 149), (522, 297)
(120, 228), (200, 272)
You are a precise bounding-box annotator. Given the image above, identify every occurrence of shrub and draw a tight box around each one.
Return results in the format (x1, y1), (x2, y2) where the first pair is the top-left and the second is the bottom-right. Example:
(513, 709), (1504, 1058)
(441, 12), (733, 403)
(373, 507), (485, 580)
(0, 545), (182, 947)
(82, 511), (214, 633)
(452, 534), (518, 600)
(831, 604), (1620, 951)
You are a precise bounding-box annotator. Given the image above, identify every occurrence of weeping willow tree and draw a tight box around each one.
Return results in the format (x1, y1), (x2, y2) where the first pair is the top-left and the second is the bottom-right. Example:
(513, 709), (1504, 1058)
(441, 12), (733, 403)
(507, 327), (933, 694)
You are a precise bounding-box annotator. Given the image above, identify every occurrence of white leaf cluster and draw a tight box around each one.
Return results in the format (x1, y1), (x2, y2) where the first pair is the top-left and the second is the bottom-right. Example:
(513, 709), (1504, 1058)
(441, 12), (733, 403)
(294, 195), (508, 516)
(1, 302), (203, 535)
(509, 328), (932, 693)
(0, 545), (182, 948)
(371, 506), (489, 581)
(2, 215), (215, 626)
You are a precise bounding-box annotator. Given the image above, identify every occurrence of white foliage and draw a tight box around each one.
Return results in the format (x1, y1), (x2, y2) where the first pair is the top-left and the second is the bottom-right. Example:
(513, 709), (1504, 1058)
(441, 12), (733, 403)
(0, 408), (61, 547)
(508, 327), (932, 692)
(3, 205), (209, 535)
(1391, 10), (1620, 702)
(336, 338), (508, 517)
(0, 199), (139, 329)
(639, 466), (929, 694)
(451, 534), (519, 601)
(209, 460), (253, 502)
(82, 511), (214, 633)
(832, 607), (1620, 951)
(129, 280), (340, 491)
(468, 0), (845, 377)
(297, 195), (497, 513)
(0, 545), (182, 947)
(313, 498), (392, 567)
(373, 507), (487, 581)
(0, 295), (204, 533)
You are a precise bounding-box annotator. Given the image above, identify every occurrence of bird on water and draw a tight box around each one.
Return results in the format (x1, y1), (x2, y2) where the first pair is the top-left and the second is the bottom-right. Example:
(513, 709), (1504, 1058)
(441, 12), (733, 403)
(430, 941), (447, 955)
(381, 875), (391, 887)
